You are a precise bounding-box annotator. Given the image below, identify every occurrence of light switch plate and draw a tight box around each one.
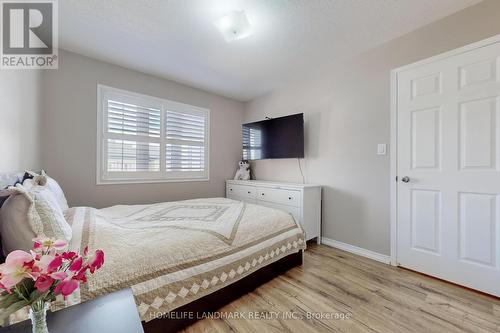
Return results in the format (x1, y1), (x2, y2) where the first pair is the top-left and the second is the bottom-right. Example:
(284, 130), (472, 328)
(377, 144), (387, 155)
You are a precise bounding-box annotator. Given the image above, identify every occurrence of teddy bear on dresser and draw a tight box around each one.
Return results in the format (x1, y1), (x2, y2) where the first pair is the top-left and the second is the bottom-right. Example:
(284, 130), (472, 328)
(234, 160), (251, 180)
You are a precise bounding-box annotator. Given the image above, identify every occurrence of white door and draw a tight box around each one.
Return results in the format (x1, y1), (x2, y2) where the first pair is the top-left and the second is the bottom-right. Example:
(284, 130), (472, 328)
(397, 40), (500, 296)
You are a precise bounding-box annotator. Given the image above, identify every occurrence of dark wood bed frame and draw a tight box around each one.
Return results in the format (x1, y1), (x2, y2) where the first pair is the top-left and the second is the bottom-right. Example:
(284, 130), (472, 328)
(142, 250), (303, 333)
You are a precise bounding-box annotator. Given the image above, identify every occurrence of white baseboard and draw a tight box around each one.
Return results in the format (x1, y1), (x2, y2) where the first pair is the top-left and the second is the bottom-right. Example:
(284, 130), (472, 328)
(321, 237), (391, 265)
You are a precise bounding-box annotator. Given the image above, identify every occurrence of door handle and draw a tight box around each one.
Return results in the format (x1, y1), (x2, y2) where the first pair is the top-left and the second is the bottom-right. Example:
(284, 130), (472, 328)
(401, 176), (410, 183)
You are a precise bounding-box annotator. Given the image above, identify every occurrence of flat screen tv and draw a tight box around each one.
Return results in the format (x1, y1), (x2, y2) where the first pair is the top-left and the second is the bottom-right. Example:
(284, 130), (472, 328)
(242, 113), (304, 160)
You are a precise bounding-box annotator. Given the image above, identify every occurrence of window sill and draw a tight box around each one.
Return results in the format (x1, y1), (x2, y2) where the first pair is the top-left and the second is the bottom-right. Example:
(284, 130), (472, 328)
(96, 177), (210, 185)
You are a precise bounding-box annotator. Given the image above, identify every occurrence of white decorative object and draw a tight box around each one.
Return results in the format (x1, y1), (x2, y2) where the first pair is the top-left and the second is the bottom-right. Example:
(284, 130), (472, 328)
(226, 179), (321, 244)
(25, 170), (69, 211)
(233, 160), (251, 181)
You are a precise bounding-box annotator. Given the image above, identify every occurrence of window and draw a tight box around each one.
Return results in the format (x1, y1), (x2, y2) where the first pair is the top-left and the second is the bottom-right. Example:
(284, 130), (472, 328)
(97, 85), (210, 184)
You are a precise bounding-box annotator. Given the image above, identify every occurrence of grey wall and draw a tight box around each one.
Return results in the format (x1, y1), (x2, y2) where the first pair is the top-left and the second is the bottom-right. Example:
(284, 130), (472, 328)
(244, 0), (500, 255)
(0, 71), (42, 173)
(41, 50), (244, 208)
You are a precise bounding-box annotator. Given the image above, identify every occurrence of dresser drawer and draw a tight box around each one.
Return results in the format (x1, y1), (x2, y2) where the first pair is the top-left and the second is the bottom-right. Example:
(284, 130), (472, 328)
(257, 187), (301, 207)
(227, 184), (257, 200)
(227, 194), (256, 204)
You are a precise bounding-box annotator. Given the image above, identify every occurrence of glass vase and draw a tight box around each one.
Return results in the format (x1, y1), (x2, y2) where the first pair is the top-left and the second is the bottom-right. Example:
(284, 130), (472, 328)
(29, 301), (49, 333)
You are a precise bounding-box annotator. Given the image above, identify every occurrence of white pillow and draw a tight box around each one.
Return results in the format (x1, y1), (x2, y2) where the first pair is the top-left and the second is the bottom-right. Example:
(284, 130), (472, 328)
(25, 170), (69, 211)
(0, 187), (35, 254)
(0, 183), (72, 254)
(29, 184), (72, 241)
(46, 176), (69, 211)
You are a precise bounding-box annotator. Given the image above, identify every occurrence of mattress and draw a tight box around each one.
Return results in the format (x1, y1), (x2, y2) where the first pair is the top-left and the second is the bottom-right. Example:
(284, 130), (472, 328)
(66, 197), (306, 322)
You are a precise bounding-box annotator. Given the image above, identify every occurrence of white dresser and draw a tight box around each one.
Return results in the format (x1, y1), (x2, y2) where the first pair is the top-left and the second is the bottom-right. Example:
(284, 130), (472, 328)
(226, 180), (321, 244)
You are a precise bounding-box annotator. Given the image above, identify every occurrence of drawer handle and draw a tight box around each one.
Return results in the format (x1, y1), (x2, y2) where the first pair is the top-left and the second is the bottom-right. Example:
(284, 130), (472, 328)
(247, 191), (251, 194)
(261, 193), (265, 196)
(288, 197), (292, 200)
(230, 189), (233, 191)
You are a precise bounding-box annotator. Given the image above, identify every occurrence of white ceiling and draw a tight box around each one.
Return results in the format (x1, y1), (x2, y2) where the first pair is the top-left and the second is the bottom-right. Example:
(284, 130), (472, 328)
(60, 0), (482, 101)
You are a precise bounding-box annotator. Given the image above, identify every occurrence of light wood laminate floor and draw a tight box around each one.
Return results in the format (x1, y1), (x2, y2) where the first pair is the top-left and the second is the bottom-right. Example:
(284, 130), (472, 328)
(181, 243), (500, 333)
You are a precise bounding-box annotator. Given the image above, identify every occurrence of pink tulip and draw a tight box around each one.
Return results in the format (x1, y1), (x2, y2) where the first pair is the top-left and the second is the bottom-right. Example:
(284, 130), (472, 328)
(34, 270), (67, 292)
(69, 257), (83, 272)
(62, 251), (77, 260)
(54, 278), (79, 298)
(88, 250), (104, 274)
(0, 264), (11, 293)
(0, 280), (11, 293)
(47, 256), (63, 273)
(73, 267), (88, 283)
(27, 262), (41, 280)
(32, 237), (67, 252)
(4, 250), (32, 266)
(53, 240), (67, 250)
(0, 250), (35, 288)
(50, 271), (67, 281)
(0, 241), (104, 299)
(34, 254), (56, 274)
(34, 275), (54, 292)
(0, 281), (10, 293)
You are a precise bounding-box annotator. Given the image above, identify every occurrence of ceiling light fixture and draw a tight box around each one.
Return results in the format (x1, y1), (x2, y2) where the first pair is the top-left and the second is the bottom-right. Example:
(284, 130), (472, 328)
(214, 11), (252, 42)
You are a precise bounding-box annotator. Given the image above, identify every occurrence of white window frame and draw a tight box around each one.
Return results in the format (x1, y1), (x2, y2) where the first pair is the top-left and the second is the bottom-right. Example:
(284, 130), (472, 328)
(96, 84), (210, 185)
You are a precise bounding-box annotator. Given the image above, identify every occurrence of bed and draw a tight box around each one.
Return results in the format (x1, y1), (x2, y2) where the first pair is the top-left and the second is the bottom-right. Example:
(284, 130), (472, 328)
(68, 198), (305, 321)
(1, 172), (305, 332)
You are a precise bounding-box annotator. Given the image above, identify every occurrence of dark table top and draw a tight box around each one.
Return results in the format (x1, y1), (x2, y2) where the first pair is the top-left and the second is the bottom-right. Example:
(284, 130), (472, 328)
(0, 289), (144, 333)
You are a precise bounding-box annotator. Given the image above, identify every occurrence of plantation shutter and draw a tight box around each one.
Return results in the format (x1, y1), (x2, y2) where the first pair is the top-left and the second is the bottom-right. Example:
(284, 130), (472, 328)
(98, 85), (209, 183)
(104, 99), (161, 174)
(165, 110), (207, 174)
(107, 100), (161, 138)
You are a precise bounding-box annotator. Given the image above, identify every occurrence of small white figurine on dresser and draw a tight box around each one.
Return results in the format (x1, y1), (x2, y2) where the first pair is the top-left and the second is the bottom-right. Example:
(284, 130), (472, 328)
(233, 160), (251, 180)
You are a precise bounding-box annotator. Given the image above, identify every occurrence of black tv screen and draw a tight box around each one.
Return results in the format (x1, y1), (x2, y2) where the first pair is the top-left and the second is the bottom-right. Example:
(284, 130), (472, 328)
(242, 113), (304, 160)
